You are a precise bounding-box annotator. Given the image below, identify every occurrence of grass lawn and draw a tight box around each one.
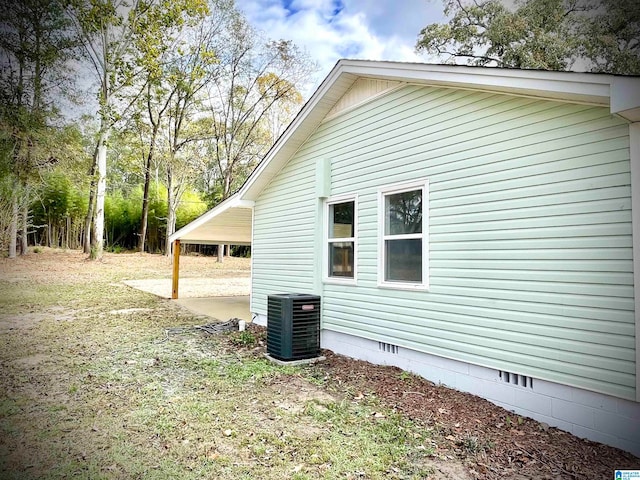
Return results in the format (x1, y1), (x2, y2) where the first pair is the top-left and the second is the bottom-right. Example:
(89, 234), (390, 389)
(0, 249), (440, 479)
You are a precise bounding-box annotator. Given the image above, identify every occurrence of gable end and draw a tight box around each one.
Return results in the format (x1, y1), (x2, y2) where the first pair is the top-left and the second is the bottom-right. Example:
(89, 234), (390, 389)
(325, 77), (401, 119)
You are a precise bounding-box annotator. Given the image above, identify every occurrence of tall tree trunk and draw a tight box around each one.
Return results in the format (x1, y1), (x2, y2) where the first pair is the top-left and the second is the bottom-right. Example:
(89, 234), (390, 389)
(165, 165), (175, 258)
(20, 194), (28, 255)
(166, 211), (176, 258)
(91, 205), (97, 251)
(65, 216), (70, 249)
(92, 127), (109, 260)
(138, 132), (157, 253)
(139, 163), (151, 252)
(8, 194), (17, 258)
(216, 171), (234, 263)
(83, 144), (99, 254)
(83, 181), (94, 254)
(92, 31), (111, 260)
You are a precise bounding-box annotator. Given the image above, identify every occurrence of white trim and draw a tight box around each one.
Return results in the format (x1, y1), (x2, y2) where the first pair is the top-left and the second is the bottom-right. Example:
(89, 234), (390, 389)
(235, 199), (255, 208)
(323, 194), (358, 285)
(377, 179), (430, 291)
(249, 205), (255, 315)
(342, 60), (614, 105)
(612, 77), (640, 122)
(252, 313), (267, 327)
(629, 123), (640, 402)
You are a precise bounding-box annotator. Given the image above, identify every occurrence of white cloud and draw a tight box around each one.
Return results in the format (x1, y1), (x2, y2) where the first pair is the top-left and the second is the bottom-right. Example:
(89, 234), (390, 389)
(235, 0), (445, 92)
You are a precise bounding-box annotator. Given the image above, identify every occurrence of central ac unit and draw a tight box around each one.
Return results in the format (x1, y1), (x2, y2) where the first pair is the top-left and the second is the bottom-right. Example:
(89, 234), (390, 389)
(267, 293), (321, 361)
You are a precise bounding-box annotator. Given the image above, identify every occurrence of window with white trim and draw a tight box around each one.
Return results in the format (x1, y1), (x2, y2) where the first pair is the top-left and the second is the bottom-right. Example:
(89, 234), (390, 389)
(326, 197), (356, 280)
(379, 181), (428, 289)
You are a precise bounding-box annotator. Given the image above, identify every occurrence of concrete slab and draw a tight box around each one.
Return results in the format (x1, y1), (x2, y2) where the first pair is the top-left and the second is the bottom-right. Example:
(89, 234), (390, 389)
(264, 354), (326, 366)
(175, 296), (251, 322)
(123, 277), (251, 322)
(123, 277), (250, 299)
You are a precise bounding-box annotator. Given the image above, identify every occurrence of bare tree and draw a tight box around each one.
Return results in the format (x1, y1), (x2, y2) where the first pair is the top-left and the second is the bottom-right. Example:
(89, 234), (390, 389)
(128, 0), (210, 252)
(140, 6), (230, 256)
(199, 15), (314, 261)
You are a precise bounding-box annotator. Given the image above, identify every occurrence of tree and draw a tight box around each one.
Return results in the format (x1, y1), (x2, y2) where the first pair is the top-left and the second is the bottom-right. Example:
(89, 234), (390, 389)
(0, 0), (75, 257)
(196, 14), (313, 262)
(203, 18), (312, 203)
(578, 0), (640, 74)
(153, 5), (229, 257)
(67, 0), (141, 258)
(129, 0), (209, 252)
(415, 0), (585, 69)
(69, 0), (217, 258)
(415, 0), (640, 74)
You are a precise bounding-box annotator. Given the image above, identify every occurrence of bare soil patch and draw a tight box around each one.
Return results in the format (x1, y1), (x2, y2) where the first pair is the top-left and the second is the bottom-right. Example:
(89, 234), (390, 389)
(0, 247), (250, 284)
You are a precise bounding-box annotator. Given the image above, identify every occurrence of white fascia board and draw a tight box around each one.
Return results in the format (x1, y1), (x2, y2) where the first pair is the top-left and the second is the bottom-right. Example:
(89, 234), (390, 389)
(168, 193), (253, 244)
(179, 239), (252, 246)
(235, 199), (255, 208)
(611, 76), (640, 122)
(340, 60), (613, 106)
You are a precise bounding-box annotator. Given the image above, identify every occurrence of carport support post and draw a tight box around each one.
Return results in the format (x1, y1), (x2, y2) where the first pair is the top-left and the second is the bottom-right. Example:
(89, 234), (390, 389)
(172, 239), (180, 299)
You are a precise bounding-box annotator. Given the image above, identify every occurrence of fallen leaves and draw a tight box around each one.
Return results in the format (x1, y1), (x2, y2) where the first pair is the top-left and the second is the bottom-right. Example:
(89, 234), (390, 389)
(319, 352), (639, 480)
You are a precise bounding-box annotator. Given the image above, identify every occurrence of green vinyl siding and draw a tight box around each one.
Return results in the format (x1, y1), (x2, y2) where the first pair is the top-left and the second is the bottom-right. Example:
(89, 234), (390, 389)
(252, 83), (635, 400)
(251, 155), (317, 311)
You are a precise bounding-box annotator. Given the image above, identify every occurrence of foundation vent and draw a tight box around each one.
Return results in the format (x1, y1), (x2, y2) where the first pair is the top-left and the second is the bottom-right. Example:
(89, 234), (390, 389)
(499, 370), (533, 389)
(378, 342), (399, 354)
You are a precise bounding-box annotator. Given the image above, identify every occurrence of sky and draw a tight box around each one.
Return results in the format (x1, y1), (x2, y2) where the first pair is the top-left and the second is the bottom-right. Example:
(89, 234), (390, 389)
(235, 0), (445, 89)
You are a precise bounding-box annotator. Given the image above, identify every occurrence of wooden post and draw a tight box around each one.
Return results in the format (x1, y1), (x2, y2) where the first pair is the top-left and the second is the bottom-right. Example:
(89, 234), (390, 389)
(172, 239), (180, 299)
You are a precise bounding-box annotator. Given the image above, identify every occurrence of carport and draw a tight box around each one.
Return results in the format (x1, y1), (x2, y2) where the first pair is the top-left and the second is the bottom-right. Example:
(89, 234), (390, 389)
(168, 194), (254, 300)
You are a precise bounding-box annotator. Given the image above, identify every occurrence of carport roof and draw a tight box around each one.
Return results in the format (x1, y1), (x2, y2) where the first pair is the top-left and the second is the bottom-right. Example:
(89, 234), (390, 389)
(169, 195), (253, 245)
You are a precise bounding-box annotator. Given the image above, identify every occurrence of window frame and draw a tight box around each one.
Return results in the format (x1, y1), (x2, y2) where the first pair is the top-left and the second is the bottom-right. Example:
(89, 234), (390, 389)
(324, 194), (358, 285)
(378, 179), (429, 290)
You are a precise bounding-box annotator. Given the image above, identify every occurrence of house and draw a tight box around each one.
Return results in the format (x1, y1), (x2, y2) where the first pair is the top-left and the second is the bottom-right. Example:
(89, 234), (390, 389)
(170, 60), (640, 456)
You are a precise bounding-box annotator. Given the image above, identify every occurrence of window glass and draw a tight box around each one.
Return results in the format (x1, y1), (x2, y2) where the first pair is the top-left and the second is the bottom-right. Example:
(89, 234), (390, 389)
(329, 242), (354, 277)
(385, 190), (422, 235)
(385, 238), (422, 282)
(327, 199), (355, 280)
(330, 201), (354, 238)
(381, 185), (425, 286)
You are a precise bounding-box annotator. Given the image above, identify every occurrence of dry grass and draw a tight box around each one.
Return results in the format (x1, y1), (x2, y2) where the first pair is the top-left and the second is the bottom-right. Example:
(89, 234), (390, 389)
(0, 249), (441, 479)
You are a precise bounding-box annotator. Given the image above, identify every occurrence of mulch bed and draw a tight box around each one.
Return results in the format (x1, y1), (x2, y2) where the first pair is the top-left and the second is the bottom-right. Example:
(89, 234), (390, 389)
(316, 351), (639, 479)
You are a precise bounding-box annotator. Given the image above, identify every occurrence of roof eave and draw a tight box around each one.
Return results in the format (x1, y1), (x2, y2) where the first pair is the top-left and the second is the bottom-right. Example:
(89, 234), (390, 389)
(611, 76), (640, 122)
(238, 60), (639, 203)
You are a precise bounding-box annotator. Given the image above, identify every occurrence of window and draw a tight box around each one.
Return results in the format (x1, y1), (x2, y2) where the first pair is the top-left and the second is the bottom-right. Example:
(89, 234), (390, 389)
(326, 197), (356, 281)
(379, 181), (428, 289)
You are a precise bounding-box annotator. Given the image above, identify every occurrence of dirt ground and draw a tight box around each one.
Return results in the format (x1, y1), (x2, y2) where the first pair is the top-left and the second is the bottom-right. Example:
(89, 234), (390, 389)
(0, 247), (251, 284)
(1, 249), (639, 479)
